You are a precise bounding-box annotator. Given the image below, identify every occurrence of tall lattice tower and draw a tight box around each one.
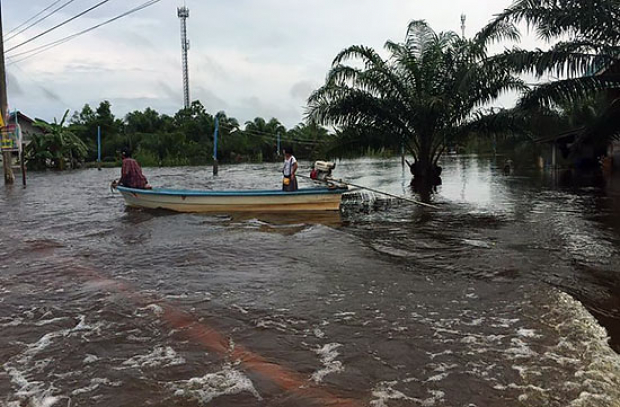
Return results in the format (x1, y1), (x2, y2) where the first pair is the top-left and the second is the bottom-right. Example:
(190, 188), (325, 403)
(177, 6), (190, 109)
(461, 14), (467, 39)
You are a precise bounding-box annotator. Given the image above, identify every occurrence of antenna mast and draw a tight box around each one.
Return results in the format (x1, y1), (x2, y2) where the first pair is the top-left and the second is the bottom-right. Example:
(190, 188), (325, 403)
(177, 5), (191, 109)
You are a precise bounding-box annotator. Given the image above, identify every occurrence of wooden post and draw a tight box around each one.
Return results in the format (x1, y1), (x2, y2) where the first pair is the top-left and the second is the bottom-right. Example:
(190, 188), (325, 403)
(0, 1), (15, 185)
(20, 144), (25, 186)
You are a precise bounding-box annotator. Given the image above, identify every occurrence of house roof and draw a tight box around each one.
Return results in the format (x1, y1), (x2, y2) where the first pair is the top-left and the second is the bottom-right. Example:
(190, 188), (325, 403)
(534, 127), (585, 144)
(8, 111), (35, 125)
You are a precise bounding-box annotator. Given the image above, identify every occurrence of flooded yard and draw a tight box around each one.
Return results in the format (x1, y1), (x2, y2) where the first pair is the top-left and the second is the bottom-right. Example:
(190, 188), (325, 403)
(1, 156), (620, 406)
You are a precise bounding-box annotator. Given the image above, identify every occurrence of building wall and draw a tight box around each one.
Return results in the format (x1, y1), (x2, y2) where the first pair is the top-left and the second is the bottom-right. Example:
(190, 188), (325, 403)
(19, 120), (39, 145)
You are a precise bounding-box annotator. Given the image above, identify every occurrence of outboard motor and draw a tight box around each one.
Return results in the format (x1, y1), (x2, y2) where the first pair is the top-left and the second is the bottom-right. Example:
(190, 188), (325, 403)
(310, 161), (336, 181)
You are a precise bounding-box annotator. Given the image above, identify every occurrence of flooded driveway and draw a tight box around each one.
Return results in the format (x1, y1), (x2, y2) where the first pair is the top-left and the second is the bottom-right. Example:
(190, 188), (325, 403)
(1, 157), (620, 406)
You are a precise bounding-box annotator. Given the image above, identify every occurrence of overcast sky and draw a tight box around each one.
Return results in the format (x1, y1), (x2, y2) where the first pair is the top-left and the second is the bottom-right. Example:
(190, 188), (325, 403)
(4, 0), (541, 127)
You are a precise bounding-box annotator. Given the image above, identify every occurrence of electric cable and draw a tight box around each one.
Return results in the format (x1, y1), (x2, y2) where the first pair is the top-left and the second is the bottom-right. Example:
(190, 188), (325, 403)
(6, 0), (115, 54)
(218, 123), (330, 145)
(5, 0), (78, 42)
(8, 0), (161, 64)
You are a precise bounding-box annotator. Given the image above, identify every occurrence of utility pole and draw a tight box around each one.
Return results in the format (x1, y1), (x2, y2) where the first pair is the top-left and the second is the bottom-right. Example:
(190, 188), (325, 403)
(213, 116), (219, 176)
(177, 6), (190, 109)
(0, 1), (15, 185)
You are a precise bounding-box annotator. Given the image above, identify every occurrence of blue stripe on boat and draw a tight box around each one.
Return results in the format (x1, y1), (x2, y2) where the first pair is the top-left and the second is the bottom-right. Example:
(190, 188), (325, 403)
(116, 186), (347, 197)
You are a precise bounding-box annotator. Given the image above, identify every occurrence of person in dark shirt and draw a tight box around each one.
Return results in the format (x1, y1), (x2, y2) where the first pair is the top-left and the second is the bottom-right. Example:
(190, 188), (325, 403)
(112, 148), (151, 189)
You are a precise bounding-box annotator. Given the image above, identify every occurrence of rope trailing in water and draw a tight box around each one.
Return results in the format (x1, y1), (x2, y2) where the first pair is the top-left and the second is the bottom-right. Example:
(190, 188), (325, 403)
(298, 174), (438, 209)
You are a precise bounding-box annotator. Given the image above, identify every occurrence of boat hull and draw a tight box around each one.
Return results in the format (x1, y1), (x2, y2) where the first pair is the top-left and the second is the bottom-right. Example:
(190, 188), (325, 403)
(116, 186), (346, 213)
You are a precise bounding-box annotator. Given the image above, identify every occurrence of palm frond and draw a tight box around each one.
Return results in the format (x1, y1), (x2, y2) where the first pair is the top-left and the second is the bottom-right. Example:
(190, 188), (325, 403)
(494, 47), (616, 78)
(581, 97), (620, 145)
(475, 15), (521, 48)
(519, 76), (620, 108)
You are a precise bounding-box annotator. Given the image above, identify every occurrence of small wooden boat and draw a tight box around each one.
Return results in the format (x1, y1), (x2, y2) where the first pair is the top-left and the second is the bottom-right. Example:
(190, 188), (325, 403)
(115, 185), (348, 213)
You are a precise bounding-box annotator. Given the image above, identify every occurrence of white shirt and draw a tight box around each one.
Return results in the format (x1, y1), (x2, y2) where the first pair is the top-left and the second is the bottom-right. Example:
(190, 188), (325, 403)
(283, 156), (297, 177)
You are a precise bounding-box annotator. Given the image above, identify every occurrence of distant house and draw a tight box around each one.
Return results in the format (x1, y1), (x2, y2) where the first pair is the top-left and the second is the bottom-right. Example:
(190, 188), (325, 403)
(8, 111), (41, 146)
(538, 58), (620, 170)
(597, 60), (620, 170)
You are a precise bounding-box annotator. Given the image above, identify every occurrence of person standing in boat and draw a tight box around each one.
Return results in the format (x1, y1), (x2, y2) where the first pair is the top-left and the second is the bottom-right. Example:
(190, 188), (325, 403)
(282, 146), (298, 192)
(112, 148), (151, 190)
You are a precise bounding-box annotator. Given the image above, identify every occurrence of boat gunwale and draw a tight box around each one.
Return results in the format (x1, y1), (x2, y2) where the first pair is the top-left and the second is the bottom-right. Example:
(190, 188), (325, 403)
(116, 185), (348, 197)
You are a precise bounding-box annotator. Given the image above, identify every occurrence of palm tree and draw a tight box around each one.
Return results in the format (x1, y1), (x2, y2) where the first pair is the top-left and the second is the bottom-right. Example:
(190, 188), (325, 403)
(308, 20), (525, 193)
(244, 117), (287, 161)
(480, 0), (620, 142)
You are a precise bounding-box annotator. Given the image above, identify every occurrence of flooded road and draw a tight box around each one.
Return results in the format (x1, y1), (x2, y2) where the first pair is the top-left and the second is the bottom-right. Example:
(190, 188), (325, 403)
(1, 156), (620, 406)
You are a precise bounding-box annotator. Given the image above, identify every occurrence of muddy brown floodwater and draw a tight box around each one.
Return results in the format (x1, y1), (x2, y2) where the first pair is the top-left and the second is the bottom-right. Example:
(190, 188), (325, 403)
(1, 156), (620, 407)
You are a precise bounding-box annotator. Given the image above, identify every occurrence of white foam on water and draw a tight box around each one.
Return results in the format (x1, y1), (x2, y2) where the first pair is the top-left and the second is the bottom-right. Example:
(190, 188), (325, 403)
(71, 378), (122, 396)
(517, 328), (539, 338)
(165, 293), (189, 299)
(127, 334), (152, 343)
(170, 363), (262, 405)
(3, 315), (105, 406)
(35, 318), (69, 327)
(121, 346), (186, 369)
(313, 328), (326, 339)
(505, 291), (620, 406)
(232, 304), (249, 314)
(31, 396), (61, 407)
(370, 381), (415, 407)
(138, 304), (164, 317)
(4, 364), (60, 407)
(255, 318), (288, 332)
(505, 337), (538, 358)
(425, 373), (450, 383)
(427, 350), (453, 360)
(0, 317), (23, 327)
(83, 354), (99, 364)
(311, 343), (344, 383)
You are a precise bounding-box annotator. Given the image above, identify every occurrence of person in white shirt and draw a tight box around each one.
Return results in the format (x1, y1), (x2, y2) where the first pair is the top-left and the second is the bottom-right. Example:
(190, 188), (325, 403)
(282, 146), (298, 191)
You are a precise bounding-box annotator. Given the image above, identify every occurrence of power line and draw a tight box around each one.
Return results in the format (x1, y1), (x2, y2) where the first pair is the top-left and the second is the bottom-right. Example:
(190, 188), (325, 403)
(218, 123), (330, 145)
(5, 0), (77, 42)
(6, 0), (64, 36)
(6, 0), (114, 54)
(8, 0), (161, 64)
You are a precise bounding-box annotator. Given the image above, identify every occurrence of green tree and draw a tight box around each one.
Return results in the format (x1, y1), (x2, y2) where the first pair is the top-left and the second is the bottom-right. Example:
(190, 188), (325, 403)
(285, 121), (331, 159)
(308, 20), (524, 192)
(69, 101), (123, 161)
(241, 117), (286, 161)
(27, 110), (88, 170)
(481, 0), (620, 143)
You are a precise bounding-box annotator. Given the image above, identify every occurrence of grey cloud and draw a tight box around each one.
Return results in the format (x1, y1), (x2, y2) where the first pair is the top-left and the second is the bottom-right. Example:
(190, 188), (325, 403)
(40, 86), (62, 102)
(238, 96), (302, 127)
(7, 72), (24, 96)
(4, 0), (521, 125)
(158, 81), (183, 101)
(108, 97), (180, 118)
(290, 81), (317, 101)
(193, 86), (230, 112)
(194, 55), (230, 82)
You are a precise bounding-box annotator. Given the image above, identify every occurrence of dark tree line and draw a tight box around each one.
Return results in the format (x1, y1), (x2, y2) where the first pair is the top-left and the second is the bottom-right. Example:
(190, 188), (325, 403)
(28, 100), (334, 169)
